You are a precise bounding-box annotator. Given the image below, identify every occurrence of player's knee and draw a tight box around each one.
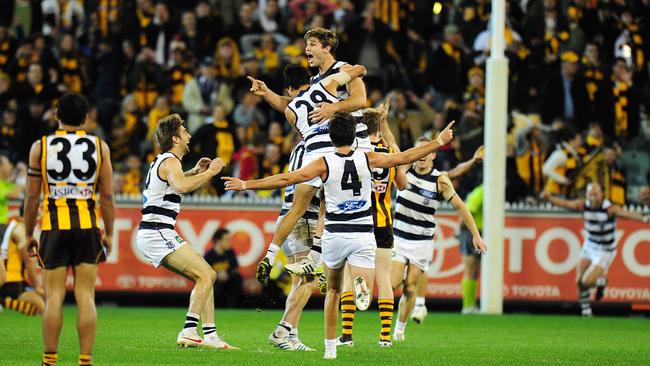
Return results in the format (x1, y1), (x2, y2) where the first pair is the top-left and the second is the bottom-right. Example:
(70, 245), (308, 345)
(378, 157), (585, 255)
(203, 268), (217, 284)
(403, 283), (416, 298)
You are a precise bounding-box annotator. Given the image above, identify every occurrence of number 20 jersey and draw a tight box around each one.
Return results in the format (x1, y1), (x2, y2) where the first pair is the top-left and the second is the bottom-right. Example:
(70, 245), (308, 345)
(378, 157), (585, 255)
(40, 130), (102, 231)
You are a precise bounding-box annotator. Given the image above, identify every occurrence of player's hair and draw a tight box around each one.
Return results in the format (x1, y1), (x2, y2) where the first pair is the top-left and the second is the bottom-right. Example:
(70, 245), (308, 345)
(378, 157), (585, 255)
(157, 114), (185, 152)
(329, 112), (356, 147)
(361, 110), (381, 136)
(212, 228), (230, 243)
(283, 64), (311, 90)
(57, 93), (88, 126)
(304, 28), (338, 52)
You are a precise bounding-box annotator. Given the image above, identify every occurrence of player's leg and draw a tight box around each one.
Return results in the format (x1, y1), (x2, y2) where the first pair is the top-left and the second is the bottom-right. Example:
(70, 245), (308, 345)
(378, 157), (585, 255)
(285, 193), (326, 276)
(410, 274), (428, 323)
(18, 290), (46, 315)
(323, 264), (344, 359)
(1, 282), (41, 316)
(198, 286), (238, 349)
(375, 247), (394, 346)
(575, 257), (592, 316)
(344, 234), (376, 312)
(42, 267), (67, 366)
(579, 246), (615, 315)
(72, 263), (99, 364)
(338, 264), (355, 345)
(260, 184), (317, 282)
(394, 263), (423, 341)
(461, 255), (481, 314)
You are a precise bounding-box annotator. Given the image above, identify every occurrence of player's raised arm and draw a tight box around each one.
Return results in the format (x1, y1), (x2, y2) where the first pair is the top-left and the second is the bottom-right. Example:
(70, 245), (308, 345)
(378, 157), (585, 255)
(368, 121), (455, 169)
(607, 204), (650, 223)
(248, 75), (292, 112)
(539, 191), (584, 211)
(223, 158), (326, 191)
(440, 175), (487, 253)
(448, 145), (484, 179)
(310, 64), (367, 122)
(163, 157), (224, 194)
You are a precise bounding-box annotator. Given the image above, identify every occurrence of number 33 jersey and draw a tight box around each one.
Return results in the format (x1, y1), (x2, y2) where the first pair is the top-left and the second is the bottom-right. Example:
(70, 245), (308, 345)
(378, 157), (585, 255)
(322, 150), (374, 235)
(40, 130), (103, 231)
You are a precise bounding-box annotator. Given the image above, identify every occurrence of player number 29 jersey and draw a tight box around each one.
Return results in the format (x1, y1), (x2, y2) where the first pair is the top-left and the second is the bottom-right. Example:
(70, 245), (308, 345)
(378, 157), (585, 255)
(41, 130), (102, 231)
(287, 82), (339, 138)
(322, 150), (374, 234)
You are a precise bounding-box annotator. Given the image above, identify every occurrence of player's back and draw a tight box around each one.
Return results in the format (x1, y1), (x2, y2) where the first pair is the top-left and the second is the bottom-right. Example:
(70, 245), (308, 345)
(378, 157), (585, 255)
(322, 150), (373, 235)
(141, 152), (182, 229)
(287, 82), (339, 138)
(370, 141), (396, 227)
(41, 130), (102, 231)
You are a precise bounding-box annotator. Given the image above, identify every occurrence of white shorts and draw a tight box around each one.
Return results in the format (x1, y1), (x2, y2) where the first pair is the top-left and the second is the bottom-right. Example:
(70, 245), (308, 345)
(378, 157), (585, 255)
(136, 228), (187, 268)
(322, 231), (376, 270)
(580, 241), (617, 271)
(392, 236), (434, 272)
(279, 215), (315, 257)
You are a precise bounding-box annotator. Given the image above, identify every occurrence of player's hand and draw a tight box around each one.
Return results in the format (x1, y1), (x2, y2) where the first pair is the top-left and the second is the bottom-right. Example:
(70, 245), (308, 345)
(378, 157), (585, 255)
(102, 235), (112, 257)
(27, 236), (39, 257)
(193, 157), (212, 174)
(309, 102), (337, 123)
(378, 98), (391, 121)
(539, 191), (550, 201)
(437, 120), (455, 145)
(208, 158), (226, 175)
(473, 145), (484, 162)
(222, 177), (245, 191)
(473, 235), (487, 254)
(248, 76), (270, 97)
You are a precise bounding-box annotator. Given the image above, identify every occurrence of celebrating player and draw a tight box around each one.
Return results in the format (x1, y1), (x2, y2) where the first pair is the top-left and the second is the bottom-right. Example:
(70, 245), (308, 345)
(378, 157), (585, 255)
(390, 137), (487, 342)
(135, 114), (237, 349)
(223, 112), (455, 359)
(24, 93), (115, 366)
(541, 183), (650, 316)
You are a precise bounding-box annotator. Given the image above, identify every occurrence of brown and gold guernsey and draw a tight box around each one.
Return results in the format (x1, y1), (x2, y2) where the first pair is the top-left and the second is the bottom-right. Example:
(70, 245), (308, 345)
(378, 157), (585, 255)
(40, 130), (102, 231)
(370, 141), (396, 228)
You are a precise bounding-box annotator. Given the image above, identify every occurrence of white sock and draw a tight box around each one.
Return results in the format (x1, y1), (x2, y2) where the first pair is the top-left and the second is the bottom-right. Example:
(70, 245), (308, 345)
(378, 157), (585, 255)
(415, 297), (425, 307)
(310, 250), (322, 265)
(324, 338), (337, 354)
(596, 276), (607, 287)
(265, 243), (281, 263)
(289, 328), (298, 339)
(395, 320), (406, 332)
(275, 320), (292, 337)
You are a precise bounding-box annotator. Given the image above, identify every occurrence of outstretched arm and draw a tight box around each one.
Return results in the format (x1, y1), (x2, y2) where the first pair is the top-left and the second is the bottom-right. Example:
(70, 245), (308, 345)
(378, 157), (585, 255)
(540, 191), (583, 211)
(608, 205), (650, 223)
(447, 146), (483, 179)
(368, 121), (455, 169)
(248, 76), (292, 112)
(223, 158), (326, 191)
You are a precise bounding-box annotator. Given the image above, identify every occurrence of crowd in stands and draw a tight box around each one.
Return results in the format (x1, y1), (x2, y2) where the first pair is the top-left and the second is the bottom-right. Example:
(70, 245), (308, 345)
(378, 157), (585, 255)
(0, 0), (649, 206)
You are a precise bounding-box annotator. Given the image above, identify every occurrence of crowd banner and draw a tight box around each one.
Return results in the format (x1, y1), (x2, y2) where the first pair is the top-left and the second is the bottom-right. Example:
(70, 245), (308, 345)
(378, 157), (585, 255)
(15, 203), (649, 303)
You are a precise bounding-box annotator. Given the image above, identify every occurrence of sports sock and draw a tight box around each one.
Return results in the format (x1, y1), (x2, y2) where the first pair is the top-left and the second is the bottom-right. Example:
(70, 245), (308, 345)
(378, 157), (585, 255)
(461, 279), (477, 309)
(378, 298), (394, 342)
(596, 276), (607, 287)
(183, 312), (199, 331)
(579, 289), (591, 312)
(4, 297), (37, 316)
(340, 291), (356, 338)
(78, 353), (92, 366)
(275, 320), (292, 337)
(42, 352), (57, 366)
(415, 296), (425, 307)
(202, 323), (217, 337)
(289, 328), (298, 340)
(324, 338), (337, 354)
(310, 237), (322, 265)
(265, 243), (281, 263)
(395, 320), (406, 332)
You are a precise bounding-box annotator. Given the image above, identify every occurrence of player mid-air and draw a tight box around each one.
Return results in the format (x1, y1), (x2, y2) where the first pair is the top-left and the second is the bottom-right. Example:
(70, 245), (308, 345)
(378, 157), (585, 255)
(135, 113), (237, 349)
(224, 112), (456, 359)
(541, 183), (650, 316)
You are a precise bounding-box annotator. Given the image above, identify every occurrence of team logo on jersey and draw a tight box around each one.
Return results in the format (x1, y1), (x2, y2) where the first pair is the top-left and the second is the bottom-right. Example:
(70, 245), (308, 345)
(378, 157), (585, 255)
(286, 185), (295, 194)
(372, 182), (387, 193)
(338, 200), (366, 211)
(419, 189), (436, 199)
(165, 241), (175, 249)
(50, 186), (92, 199)
(313, 124), (329, 133)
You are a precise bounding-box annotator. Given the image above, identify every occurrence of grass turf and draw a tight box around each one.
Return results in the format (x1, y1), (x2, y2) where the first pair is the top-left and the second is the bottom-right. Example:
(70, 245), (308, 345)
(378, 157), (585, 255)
(1, 306), (649, 365)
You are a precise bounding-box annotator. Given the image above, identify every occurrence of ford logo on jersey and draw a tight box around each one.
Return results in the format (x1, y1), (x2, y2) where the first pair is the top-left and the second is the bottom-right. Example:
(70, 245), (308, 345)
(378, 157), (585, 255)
(313, 124), (329, 133)
(419, 189), (436, 199)
(338, 200), (366, 211)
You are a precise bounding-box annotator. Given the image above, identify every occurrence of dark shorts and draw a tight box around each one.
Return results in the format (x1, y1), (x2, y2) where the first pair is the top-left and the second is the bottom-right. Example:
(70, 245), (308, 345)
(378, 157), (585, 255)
(39, 228), (105, 269)
(374, 226), (394, 249)
(0, 281), (25, 299)
(458, 228), (482, 258)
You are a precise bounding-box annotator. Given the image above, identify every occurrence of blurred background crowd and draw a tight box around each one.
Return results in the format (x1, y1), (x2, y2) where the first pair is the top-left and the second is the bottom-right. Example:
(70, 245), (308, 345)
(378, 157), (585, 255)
(0, 0), (649, 206)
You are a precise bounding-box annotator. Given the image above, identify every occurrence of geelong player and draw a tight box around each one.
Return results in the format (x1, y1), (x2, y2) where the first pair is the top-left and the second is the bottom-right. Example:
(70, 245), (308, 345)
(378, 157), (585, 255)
(390, 137), (487, 341)
(541, 183), (650, 316)
(24, 93), (114, 366)
(224, 112), (455, 359)
(136, 114), (237, 349)
(248, 28), (367, 278)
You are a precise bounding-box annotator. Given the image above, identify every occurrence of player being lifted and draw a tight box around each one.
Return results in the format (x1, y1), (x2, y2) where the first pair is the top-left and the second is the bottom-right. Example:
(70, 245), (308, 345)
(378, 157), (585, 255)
(265, 63), (367, 351)
(248, 28), (367, 279)
(24, 93), (115, 366)
(135, 114), (237, 349)
(224, 112), (455, 359)
(390, 137), (487, 341)
(541, 183), (650, 316)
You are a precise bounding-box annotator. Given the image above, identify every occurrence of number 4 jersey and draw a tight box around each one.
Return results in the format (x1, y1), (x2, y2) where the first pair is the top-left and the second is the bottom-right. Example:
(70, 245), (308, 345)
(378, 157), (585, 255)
(41, 130), (103, 231)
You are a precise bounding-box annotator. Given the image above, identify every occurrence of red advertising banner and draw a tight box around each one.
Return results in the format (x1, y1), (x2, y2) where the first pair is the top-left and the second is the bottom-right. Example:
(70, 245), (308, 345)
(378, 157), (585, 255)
(15, 205), (650, 303)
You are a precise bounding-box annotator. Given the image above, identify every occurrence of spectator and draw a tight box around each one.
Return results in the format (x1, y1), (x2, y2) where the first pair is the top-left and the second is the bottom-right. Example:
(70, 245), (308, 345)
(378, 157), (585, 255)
(15, 98), (48, 163)
(233, 91), (266, 130)
(232, 132), (266, 182)
(182, 56), (234, 132)
(14, 63), (59, 110)
(57, 33), (84, 93)
(542, 127), (583, 197)
(604, 145), (626, 206)
(640, 186), (650, 208)
(514, 112), (553, 195)
(605, 58), (640, 140)
(241, 32), (289, 75)
(127, 48), (165, 112)
(258, 0), (286, 33)
(122, 155), (143, 195)
(190, 104), (237, 166)
(384, 90), (436, 152)
(228, 3), (264, 46)
(0, 108), (18, 157)
(166, 39), (193, 108)
(0, 72), (15, 111)
(428, 24), (469, 109)
(150, 1), (176, 65)
(204, 229), (243, 307)
(214, 37), (242, 81)
(540, 51), (589, 130)
(581, 41), (608, 125)
(0, 156), (25, 223)
(146, 95), (170, 140)
(257, 143), (284, 198)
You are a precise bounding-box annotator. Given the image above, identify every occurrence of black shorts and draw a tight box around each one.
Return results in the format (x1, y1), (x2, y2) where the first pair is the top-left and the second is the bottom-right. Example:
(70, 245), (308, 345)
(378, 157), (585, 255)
(374, 226), (394, 249)
(458, 228), (482, 258)
(0, 281), (25, 299)
(39, 228), (105, 269)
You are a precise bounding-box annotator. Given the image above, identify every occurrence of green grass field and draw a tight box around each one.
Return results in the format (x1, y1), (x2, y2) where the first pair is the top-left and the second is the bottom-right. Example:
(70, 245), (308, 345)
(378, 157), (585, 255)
(1, 306), (649, 365)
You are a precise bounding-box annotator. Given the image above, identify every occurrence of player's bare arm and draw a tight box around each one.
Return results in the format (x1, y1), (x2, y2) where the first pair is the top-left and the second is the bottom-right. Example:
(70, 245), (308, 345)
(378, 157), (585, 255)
(162, 156), (224, 194)
(24, 140), (43, 256)
(223, 158), (326, 191)
(540, 191), (584, 211)
(185, 157), (212, 176)
(375, 99), (408, 190)
(97, 140), (116, 256)
(310, 65), (367, 122)
(321, 64), (367, 95)
(368, 121), (455, 169)
(447, 146), (484, 180)
(607, 205), (650, 223)
(248, 75), (292, 112)
(441, 175), (487, 253)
